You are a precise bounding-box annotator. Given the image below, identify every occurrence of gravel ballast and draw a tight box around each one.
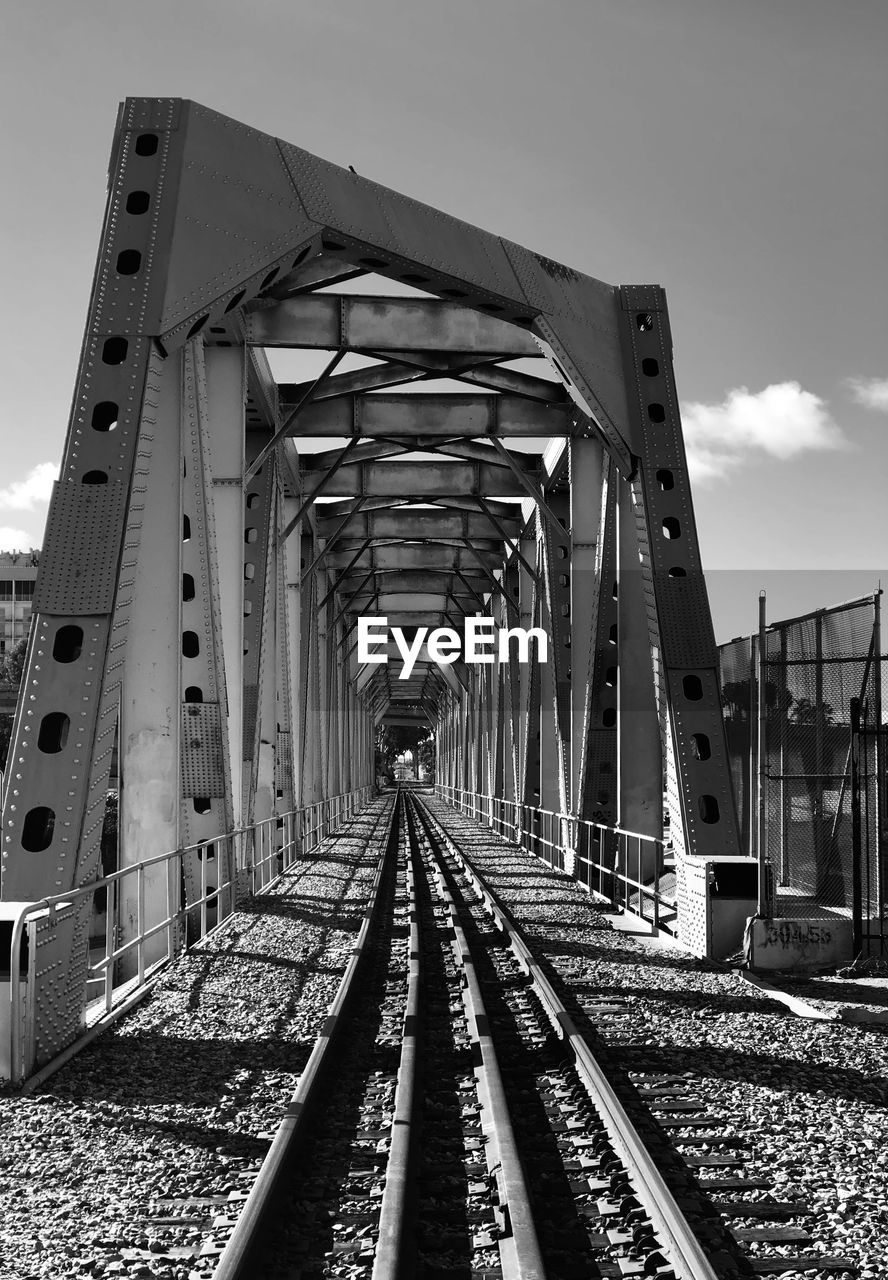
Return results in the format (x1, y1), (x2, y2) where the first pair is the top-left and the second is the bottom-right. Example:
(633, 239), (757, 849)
(0, 799), (392, 1280)
(3, 789), (887, 1280)
(423, 794), (888, 1280)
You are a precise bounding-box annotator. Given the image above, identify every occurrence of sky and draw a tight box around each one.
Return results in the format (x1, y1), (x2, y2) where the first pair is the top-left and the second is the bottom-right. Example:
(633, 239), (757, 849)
(1, 0), (886, 641)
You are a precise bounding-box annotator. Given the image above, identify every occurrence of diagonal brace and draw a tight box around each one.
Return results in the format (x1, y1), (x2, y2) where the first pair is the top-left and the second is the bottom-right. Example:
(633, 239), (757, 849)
(246, 346), (347, 484)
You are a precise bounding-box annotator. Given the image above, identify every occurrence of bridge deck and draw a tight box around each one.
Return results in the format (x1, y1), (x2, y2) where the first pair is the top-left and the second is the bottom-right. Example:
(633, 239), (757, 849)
(0, 796), (882, 1278)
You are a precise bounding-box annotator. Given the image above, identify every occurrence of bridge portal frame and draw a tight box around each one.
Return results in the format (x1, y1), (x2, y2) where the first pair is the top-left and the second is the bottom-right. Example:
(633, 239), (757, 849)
(1, 99), (751, 1072)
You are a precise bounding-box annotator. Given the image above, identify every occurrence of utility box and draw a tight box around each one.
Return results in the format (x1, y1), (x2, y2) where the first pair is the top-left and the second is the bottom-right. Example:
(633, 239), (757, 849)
(678, 856), (759, 959)
(0, 902), (38, 1084)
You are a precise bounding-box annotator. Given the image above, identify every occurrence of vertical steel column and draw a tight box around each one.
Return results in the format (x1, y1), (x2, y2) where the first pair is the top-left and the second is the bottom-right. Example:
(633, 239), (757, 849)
(178, 343), (235, 918)
(618, 287), (742, 863)
(276, 487), (300, 816)
(500, 565), (518, 804)
(318, 586), (332, 798)
(512, 537), (534, 805)
(118, 351), (185, 973)
(577, 457), (619, 826)
(569, 438), (605, 818)
(616, 480), (663, 841)
(539, 493), (572, 836)
(206, 348), (247, 833)
(299, 558), (319, 804)
(242, 439), (277, 826)
(520, 524), (542, 809)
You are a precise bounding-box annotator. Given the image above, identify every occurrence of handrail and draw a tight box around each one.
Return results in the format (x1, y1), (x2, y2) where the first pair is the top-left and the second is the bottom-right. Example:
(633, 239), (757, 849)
(434, 783), (676, 932)
(2, 784), (373, 1084)
(435, 784), (662, 843)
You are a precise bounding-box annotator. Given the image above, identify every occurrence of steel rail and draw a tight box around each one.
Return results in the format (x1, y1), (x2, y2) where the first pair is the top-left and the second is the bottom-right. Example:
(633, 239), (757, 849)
(211, 797), (399, 1280)
(417, 796), (721, 1280)
(408, 795), (546, 1280)
(371, 800), (422, 1280)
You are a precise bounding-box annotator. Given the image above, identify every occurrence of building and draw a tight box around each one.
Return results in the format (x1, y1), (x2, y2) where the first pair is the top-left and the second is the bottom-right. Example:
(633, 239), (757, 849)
(0, 550), (39, 654)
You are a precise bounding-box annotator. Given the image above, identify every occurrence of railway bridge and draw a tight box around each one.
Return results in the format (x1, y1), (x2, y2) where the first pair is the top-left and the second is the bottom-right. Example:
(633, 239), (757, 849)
(1, 98), (759, 1084)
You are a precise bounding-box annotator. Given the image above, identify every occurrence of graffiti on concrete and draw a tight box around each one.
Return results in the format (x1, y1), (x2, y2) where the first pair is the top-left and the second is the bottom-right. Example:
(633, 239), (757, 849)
(759, 920), (833, 951)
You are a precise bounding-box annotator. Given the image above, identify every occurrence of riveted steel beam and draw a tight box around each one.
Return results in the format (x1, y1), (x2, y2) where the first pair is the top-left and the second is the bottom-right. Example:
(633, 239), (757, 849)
(287, 392), (571, 438)
(539, 492), (572, 820)
(617, 480), (663, 839)
(573, 450), (618, 826)
(302, 460), (533, 498)
(316, 509), (519, 541)
(327, 543), (502, 570)
(617, 285), (742, 865)
(348, 593), (467, 612)
(245, 295), (540, 354)
(339, 570), (485, 596)
(177, 343), (236, 912)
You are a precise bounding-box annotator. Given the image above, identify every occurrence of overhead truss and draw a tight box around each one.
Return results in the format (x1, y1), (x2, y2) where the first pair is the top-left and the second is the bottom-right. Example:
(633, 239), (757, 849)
(0, 99), (750, 1069)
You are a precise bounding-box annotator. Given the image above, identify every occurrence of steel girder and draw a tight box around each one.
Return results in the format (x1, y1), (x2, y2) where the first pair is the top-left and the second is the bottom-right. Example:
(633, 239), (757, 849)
(246, 294), (540, 355)
(315, 510), (521, 541)
(0, 98), (746, 1080)
(300, 460), (536, 499)
(284, 392), (571, 438)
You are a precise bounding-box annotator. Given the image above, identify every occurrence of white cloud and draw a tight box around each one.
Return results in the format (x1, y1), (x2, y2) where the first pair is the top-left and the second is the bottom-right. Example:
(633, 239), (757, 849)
(0, 461), (59, 512)
(680, 382), (849, 484)
(0, 526), (35, 551)
(846, 376), (888, 412)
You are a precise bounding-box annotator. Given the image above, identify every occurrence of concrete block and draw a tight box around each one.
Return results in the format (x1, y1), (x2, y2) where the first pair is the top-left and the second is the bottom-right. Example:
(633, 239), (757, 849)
(745, 916), (853, 972)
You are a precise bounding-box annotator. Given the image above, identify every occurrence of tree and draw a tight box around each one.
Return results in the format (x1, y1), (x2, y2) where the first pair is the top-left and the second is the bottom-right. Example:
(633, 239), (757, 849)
(375, 724), (428, 778)
(789, 696), (836, 726)
(721, 676), (794, 724)
(0, 715), (11, 774)
(416, 733), (436, 779)
(0, 637), (27, 685)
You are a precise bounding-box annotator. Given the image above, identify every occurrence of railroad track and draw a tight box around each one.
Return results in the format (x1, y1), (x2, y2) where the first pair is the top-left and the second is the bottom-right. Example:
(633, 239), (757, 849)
(418, 795), (860, 1280)
(113, 790), (857, 1279)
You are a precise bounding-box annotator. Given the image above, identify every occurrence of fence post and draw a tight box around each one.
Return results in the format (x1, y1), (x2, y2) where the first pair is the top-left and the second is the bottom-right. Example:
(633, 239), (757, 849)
(104, 887), (116, 1011)
(756, 590), (771, 917)
(136, 866), (145, 985)
(851, 696), (863, 957)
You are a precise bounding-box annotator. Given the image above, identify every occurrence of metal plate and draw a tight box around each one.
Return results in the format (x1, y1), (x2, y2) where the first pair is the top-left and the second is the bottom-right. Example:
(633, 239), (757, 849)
(242, 684), (259, 757)
(279, 140), (527, 311)
(651, 573), (718, 668)
(620, 284), (663, 313)
(181, 702), (226, 797)
(118, 98), (182, 133)
(532, 314), (633, 475)
(677, 857), (709, 958)
(34, 482), (127, 615)
(158, 104), (320, 342)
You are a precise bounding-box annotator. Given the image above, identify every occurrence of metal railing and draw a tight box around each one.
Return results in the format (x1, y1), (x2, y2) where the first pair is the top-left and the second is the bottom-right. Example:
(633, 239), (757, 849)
(2, 785), (372, 1084)
(435, 784), (675, 932)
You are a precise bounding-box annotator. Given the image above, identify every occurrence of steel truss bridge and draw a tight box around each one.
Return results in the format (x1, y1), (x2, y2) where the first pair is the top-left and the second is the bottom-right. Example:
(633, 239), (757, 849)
(0, 99), (757, 1080)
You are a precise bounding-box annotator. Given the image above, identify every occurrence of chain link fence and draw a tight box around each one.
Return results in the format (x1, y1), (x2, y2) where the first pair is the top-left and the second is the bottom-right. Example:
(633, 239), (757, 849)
(720, 593), (886, 943)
